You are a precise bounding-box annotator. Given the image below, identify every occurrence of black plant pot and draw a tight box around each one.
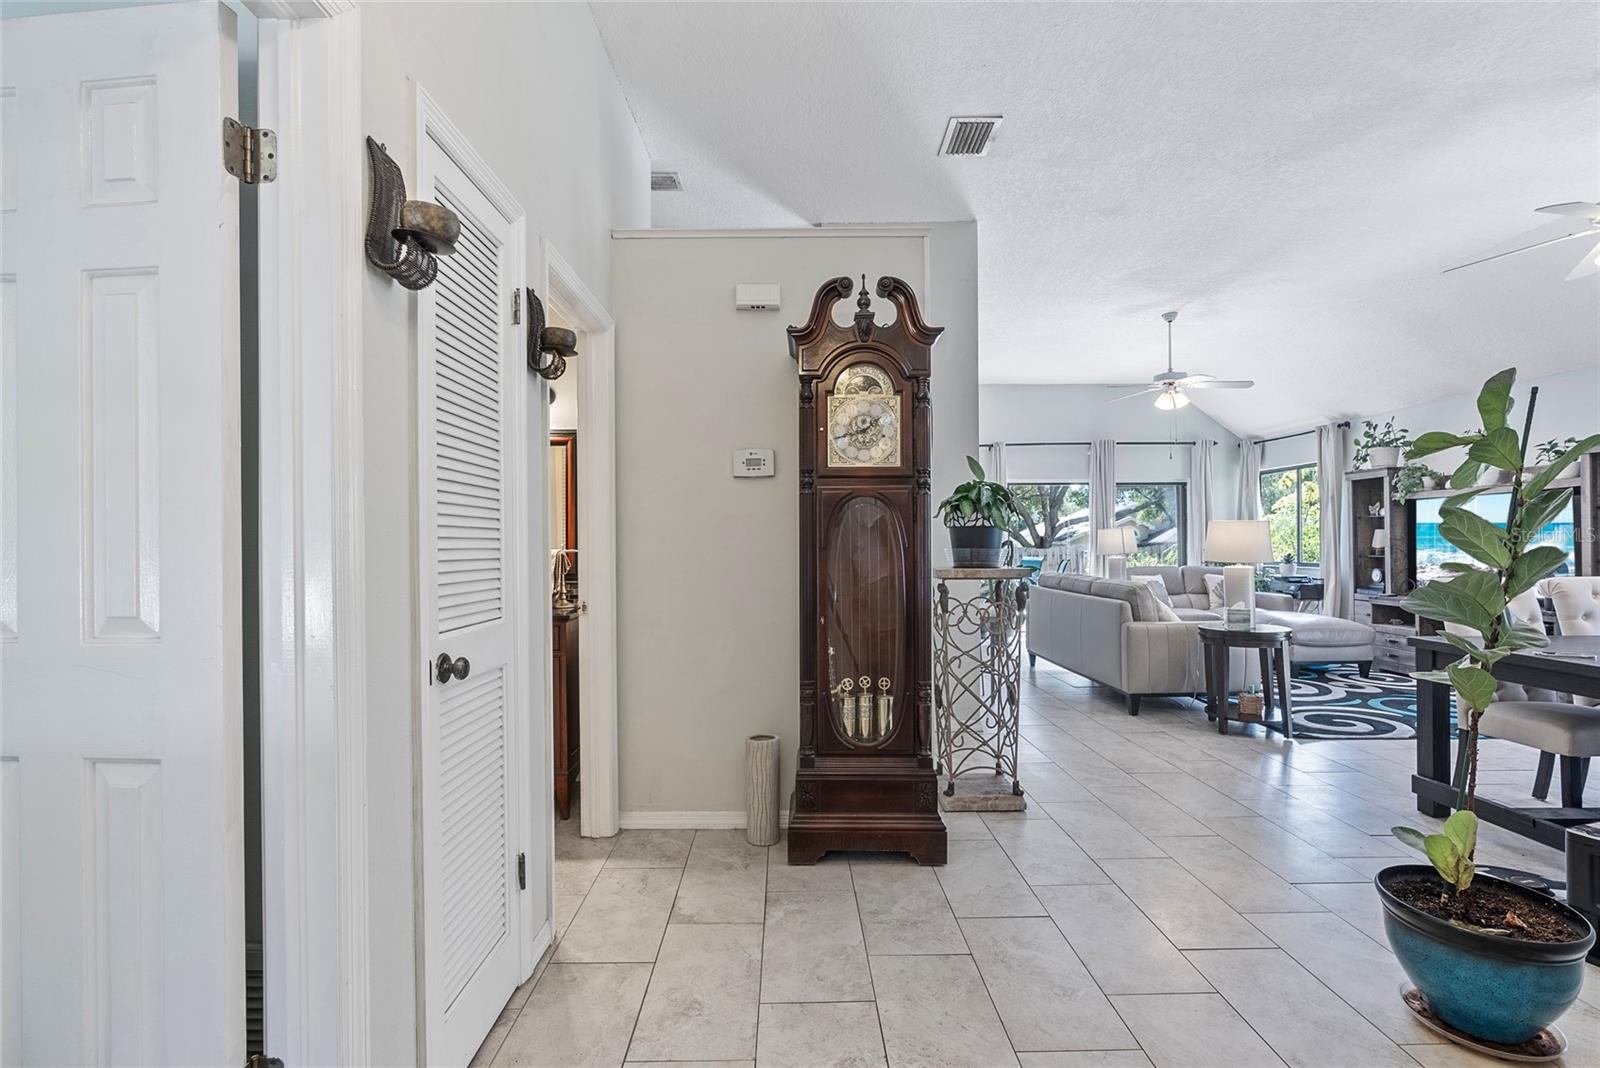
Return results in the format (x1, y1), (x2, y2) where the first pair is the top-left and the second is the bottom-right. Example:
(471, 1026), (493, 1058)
(948, 524), (1004, 568)
(1376, 864), (1595, 1044)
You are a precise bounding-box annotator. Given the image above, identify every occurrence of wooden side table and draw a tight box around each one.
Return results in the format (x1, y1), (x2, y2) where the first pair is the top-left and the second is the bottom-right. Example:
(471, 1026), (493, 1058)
(1198, 622), (1294, 738)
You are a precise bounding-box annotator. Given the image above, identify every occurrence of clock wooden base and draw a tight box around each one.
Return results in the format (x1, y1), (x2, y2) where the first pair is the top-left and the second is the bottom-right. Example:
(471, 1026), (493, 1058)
(786, 760), (947, 866)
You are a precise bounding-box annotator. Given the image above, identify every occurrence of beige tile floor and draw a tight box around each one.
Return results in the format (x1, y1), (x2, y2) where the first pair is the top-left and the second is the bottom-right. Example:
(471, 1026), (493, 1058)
(474, 662), (1600, 1068)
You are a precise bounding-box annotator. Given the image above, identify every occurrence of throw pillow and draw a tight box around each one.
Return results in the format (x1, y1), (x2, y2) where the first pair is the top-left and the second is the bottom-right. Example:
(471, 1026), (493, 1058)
(1131, 574), (1174, 607)
(1117, 579), (1165, 623)
(1153, 599), (1182, 623)
(1204, 572), (1226, 610)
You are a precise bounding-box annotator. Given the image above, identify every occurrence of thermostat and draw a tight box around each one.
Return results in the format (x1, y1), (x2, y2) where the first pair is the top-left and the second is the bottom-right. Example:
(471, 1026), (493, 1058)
(736, 283), (780, 311)
(733, 448), (775, 478)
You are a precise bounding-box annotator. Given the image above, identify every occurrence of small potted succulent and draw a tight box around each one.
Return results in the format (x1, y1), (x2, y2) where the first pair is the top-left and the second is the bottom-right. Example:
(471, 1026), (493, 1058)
(1382, 369), (1600, 1047)
(1279, 551), (1296, 577)
(937, 456), (1019, 568)
(1354, 418), (1410, 469)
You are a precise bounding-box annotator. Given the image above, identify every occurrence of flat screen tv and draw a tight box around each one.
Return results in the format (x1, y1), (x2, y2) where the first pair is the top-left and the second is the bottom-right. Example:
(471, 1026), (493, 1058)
(1413, 491), (1578, 585)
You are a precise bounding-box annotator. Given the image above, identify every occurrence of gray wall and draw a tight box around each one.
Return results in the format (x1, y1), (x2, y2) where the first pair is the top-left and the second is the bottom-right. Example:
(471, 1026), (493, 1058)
(611, 226), (979, 818)
(979, 384), (1245, 519)
(1262, 364), (1600, 472)
(357, 4), (649, 1061)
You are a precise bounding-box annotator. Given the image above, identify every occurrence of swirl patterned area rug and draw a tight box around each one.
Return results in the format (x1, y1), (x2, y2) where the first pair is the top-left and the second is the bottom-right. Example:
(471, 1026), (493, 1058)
(1286, 663), (1455, 740)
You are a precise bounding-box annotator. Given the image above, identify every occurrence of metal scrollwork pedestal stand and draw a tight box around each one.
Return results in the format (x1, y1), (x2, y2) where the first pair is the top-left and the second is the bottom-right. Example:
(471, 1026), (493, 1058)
(935, 567), (1031, 810)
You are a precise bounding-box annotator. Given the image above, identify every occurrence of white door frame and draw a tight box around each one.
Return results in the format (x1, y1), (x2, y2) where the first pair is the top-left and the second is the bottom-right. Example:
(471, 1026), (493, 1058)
(537, 241), (619, 841)
(251, 2), (370, 1065)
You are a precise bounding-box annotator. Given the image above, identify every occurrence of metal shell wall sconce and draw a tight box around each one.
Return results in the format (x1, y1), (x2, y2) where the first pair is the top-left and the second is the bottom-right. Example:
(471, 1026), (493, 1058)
(525, 287), (579, 380)
(364, 137), (461, 290)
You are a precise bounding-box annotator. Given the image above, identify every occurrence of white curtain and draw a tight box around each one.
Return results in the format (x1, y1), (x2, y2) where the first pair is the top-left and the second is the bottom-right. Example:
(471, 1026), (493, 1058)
(1317, 423), (1351, 617)
(1188, 440), (1214, 565)
(987, 441), (1007, 487)
(1089, 439), (1117, 576)
(1237, 439), (1263, 520)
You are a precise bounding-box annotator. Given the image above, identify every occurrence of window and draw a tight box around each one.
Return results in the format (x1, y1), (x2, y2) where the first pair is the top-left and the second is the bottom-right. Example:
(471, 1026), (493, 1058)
(1114, 483), (1187, 566)
(1006, 482), (1091, 570)
(1260, 464), (1320, 565)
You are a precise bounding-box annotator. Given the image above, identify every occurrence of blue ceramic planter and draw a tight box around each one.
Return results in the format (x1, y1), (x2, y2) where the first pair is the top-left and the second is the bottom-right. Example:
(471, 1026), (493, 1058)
(1377, 865), (1595, 1045)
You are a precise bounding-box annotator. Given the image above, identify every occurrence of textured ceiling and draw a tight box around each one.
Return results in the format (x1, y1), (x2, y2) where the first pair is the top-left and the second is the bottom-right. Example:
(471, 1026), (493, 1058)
(591, 1), (1599, 436)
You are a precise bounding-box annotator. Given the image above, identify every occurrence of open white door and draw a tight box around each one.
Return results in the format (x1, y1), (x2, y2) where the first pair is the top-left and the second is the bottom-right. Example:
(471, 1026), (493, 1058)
(0, 2), (244, 1064)
(416, 97), (529, 1067)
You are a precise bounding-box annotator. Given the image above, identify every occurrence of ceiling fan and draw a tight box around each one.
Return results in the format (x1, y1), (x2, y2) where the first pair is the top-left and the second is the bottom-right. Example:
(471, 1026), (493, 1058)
(1101, 311), (1254, 410)
(1442, 202), (1600, 280)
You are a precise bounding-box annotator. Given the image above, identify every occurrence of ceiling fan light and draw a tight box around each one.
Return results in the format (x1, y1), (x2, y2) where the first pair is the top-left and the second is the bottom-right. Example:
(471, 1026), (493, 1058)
(1154, 389), (1189, 410)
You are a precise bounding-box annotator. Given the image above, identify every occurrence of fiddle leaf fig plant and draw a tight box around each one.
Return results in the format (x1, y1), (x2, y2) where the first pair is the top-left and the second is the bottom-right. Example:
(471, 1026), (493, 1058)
(1390, 367), (1600, 910)
(937, 456), (1020, 528)
(1394, 811), (1479, 895)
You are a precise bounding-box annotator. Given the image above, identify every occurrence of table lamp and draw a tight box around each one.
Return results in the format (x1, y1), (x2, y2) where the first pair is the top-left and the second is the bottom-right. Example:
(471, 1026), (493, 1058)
(1204, 520), (1272, 628)
(1097, 526), (1139, 580)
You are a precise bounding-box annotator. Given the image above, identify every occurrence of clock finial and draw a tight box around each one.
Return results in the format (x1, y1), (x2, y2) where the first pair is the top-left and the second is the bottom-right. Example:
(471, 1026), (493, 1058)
(853, 274), (875, 340)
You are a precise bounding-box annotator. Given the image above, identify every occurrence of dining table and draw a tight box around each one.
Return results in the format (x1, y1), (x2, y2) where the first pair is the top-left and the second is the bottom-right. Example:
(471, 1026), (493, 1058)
(1411, 633), (1600, 850)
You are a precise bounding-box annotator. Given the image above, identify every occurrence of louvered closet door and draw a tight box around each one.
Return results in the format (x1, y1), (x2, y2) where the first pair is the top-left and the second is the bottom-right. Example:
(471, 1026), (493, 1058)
(418, 141), (524, 1067)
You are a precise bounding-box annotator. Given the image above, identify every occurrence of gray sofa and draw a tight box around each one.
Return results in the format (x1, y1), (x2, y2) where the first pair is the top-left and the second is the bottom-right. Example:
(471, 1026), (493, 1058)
(1026, 565), (1375, 715)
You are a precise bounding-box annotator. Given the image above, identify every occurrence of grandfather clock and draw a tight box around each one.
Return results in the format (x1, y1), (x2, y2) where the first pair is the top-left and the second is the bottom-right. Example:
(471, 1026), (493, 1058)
(787, 275), (947, 865)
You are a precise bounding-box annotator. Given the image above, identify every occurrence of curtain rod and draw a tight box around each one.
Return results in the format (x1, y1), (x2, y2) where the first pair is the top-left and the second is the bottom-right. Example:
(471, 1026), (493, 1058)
(1240, 420), (1352, 447)
(993, 439), (1217, 448)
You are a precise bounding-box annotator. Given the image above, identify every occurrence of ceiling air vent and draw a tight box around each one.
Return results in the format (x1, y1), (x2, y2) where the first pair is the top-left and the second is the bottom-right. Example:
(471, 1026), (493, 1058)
(650, 170), (684, 192)
(938, 115), (1002, 157)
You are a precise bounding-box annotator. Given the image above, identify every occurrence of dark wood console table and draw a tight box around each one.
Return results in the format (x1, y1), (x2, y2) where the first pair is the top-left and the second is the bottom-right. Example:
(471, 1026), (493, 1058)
(1412, 634), (1600, 849)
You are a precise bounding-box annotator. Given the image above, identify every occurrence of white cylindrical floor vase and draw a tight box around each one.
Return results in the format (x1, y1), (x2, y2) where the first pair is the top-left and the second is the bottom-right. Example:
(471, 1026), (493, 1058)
(745, 734), (780, 846)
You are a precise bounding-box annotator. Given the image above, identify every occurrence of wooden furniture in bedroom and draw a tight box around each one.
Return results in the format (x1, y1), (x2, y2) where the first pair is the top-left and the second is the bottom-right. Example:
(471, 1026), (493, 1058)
(786, 275), (947, 865)
(552, 604), (580, 819)
(550, 430), (580, 819)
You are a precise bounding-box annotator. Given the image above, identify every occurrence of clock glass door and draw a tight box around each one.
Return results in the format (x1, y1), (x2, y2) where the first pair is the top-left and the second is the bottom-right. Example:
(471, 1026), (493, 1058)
(822, 495), (906, 747)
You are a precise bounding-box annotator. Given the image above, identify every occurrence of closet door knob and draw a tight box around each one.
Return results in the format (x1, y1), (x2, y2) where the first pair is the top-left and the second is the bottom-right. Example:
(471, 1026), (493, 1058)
(435, 653), (471, 684)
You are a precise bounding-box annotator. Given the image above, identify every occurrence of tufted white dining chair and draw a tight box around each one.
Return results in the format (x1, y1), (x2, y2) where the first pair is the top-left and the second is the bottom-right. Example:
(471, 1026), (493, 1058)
(1442, 587), (1598, 804)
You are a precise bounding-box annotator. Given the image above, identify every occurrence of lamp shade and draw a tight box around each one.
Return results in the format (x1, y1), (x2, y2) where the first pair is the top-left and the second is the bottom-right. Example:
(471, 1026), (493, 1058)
(1371, 528), (1387, 550)
(1204, 519), (1272, 564)
(1097, 526), (1139, 555)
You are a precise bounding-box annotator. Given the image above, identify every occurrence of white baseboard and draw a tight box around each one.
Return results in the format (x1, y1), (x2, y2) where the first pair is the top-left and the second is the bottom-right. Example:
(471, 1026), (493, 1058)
(619, 810), (791, 831)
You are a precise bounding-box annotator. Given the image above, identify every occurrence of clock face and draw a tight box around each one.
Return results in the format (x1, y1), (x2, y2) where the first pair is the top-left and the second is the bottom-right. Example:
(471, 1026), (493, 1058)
(826, 364), (900, 468)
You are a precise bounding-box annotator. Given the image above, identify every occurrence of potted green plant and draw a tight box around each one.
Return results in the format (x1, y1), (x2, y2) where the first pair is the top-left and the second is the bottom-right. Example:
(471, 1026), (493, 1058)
(1382, 368), (1600, 1047)
(1354, 417), (1410, 469)
(1391, 462), (1445, 502)
(1279, 551), (1296, 577)
(937, 456), (1019, 568)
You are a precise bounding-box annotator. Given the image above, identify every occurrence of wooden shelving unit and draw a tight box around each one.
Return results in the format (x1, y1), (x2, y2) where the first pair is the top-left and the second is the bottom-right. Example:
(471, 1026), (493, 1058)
(1344, 451), (1599, 676)
(1347, 467), (1418, 674)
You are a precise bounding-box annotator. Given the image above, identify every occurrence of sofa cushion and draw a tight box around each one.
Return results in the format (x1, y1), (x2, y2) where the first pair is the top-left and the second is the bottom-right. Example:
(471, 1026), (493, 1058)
(1257, 609), (1373, 648)
(1131, 574), (1174, 607)
(1174, 607), (1223, 622)
(1037, 572), (1167, 623)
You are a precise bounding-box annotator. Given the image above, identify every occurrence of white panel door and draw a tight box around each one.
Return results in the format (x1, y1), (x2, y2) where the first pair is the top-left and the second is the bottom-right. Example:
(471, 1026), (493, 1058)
(417, 132), (526, 1066)
(0, 3), (243, 1065)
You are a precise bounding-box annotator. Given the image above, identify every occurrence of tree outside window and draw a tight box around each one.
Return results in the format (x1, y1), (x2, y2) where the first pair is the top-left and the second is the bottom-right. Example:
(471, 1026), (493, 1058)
(1260, 464), (1319, 564)
(1114, 483), (1186, 566)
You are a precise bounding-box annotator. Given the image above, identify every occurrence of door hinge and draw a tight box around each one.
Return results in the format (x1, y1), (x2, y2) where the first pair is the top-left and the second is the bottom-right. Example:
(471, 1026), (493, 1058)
(245, 1056), (284, 1068)
(517, 851), (527, 890)
(512, 289), (522, 325)
(223, 117), (278, 185)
